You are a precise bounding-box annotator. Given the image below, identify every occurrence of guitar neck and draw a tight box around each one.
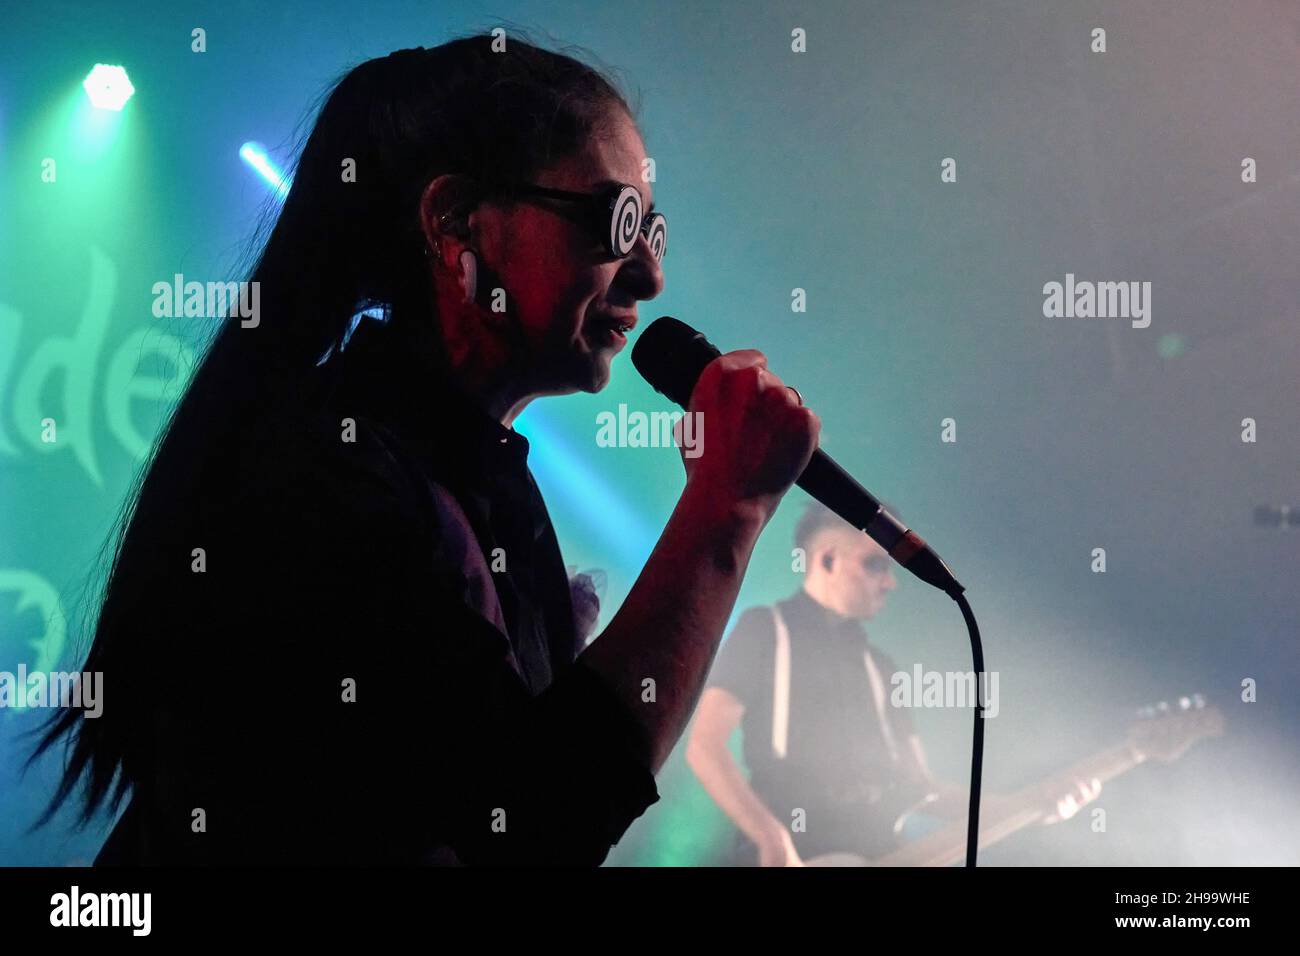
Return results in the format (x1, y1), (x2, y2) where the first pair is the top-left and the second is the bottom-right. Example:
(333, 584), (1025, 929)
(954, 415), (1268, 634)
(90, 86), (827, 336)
(877, 742), (1144, 868)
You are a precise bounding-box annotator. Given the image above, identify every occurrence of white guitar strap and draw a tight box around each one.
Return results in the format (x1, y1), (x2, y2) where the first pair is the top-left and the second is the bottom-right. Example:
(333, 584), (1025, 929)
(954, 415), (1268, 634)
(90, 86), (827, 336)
(770, 603), (902, 765)
(771, 605), (791, 759)
(862, 646), (901, 764)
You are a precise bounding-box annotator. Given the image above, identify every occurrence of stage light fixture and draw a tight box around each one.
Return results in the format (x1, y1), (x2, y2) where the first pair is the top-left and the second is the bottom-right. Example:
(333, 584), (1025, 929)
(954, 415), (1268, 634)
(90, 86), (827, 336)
(82, 64), (135, 111)
(239, 141), (291, 199)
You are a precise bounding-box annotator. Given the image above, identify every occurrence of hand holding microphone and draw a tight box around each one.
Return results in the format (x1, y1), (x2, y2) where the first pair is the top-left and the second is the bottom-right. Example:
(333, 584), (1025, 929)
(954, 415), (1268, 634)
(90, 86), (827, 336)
(675, 348), (821, 528)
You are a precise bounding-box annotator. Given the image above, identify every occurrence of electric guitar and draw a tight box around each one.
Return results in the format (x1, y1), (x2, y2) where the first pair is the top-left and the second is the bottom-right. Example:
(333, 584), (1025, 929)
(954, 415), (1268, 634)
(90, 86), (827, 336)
(803, 696), (1225, 866)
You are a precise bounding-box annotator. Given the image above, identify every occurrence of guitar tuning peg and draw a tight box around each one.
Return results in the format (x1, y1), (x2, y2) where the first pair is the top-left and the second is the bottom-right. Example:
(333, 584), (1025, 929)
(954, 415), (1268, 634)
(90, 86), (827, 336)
(1191, 693), (1206, 709)
(1156, 700), (1170, 714)
(1137, 704), (1156, 719)
(1178, 696), (1192, 711)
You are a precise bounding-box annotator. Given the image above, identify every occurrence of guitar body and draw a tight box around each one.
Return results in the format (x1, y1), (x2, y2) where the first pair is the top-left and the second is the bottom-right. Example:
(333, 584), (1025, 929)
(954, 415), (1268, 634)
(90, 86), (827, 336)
(796, 701), (1223, 867)
(802, 804), (945, 866)
(722, 783), (926, 866)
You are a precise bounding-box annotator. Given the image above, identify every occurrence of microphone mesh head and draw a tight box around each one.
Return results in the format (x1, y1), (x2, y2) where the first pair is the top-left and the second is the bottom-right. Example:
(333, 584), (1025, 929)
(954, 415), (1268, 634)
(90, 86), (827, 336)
(631, 316), (722, 408)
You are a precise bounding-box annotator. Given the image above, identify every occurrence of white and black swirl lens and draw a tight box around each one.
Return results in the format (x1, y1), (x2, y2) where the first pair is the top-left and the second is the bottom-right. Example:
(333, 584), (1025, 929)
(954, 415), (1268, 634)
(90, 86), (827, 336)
(643, 213), (667, 261)
(610, 184), (642, 257)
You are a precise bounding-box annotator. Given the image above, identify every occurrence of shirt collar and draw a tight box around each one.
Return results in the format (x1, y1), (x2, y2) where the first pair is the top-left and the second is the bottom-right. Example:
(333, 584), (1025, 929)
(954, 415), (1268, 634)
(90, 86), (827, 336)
(329, 319), (532, 478)
(786, 587), (867, 639)
(418, 378), (532, 473)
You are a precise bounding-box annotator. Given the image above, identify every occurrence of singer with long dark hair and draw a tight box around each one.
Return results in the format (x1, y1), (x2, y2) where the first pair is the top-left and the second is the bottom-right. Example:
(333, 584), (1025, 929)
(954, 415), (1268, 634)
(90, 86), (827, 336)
(31, 34), (819, 864)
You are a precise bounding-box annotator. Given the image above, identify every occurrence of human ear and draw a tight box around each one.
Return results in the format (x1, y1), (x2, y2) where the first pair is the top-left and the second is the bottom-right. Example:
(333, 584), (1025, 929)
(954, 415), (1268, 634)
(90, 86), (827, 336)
(418, 173), (478, 268)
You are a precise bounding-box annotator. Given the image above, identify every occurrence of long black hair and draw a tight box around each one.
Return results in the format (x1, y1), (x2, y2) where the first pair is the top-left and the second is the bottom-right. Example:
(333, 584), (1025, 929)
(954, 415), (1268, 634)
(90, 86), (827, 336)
(30, 29), (635, 827)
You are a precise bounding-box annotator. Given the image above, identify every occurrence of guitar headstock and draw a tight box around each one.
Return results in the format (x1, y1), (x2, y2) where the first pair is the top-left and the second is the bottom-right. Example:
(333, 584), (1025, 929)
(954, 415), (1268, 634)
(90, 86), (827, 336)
(1127, 694), (1225, 762)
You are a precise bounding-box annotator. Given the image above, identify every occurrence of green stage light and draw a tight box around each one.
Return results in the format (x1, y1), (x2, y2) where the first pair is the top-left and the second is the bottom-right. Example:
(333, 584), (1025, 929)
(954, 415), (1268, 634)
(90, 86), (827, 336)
(82, 64), (135, 111)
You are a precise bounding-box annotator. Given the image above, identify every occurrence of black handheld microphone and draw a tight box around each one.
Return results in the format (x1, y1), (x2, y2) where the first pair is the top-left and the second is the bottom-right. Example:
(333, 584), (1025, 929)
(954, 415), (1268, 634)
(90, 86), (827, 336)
(631, 316), (963, 595)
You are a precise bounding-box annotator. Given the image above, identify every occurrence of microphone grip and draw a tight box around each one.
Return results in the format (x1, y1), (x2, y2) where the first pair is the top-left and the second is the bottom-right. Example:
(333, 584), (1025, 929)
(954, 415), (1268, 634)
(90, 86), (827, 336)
(797, 451), (963, 595)
(796, 452), (882, 533)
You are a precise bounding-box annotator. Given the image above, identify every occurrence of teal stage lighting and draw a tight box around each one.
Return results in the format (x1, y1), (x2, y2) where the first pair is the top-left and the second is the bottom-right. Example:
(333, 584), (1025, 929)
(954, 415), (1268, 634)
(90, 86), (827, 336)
(239, 141), (291, 198)
(82, 64), (134, 111)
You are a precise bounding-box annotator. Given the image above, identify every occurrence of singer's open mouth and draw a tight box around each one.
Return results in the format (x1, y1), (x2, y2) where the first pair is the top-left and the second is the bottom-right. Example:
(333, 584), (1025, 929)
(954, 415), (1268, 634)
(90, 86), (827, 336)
(587, 311), (636, 347)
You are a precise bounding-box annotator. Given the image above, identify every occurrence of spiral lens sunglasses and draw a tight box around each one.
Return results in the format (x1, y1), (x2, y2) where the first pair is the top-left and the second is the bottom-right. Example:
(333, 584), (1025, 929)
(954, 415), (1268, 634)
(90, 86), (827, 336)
(503, 181), (667, 262)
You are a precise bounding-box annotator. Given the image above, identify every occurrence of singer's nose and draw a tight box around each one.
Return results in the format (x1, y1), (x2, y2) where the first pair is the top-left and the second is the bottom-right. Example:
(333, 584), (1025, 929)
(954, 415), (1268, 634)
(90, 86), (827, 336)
(619, 232), (665, 302)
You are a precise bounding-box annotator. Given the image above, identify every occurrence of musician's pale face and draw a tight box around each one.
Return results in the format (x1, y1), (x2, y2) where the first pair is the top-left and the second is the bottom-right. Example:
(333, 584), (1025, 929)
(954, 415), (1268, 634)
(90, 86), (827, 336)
(817, 528), (898, 620)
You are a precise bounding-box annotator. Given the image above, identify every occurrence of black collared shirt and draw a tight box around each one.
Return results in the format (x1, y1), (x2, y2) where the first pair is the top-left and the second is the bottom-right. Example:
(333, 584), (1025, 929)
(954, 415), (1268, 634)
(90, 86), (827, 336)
(706, 588), (919, 861)
(355, 334), (577, 697)
(94, 319), (659, 866)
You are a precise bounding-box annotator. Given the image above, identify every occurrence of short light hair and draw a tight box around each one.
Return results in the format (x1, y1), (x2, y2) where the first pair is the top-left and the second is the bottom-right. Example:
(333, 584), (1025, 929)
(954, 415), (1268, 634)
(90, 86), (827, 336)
(793, 499), (901, 553)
